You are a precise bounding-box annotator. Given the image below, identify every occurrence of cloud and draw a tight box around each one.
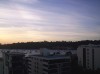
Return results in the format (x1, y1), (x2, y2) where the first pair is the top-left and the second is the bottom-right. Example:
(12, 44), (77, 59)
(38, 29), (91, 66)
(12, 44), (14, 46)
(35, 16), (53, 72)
(0, 0), (100, 43)
(12, 0), (38, 2)
(0, 4), (44, 28)
(0, 0), (39, 4)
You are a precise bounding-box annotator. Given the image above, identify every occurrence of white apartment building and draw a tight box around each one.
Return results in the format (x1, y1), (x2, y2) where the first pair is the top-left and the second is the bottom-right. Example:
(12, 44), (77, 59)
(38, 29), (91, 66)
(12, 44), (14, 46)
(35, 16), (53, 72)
(27, 48), (71, 74)
(77, 44), (100, 70)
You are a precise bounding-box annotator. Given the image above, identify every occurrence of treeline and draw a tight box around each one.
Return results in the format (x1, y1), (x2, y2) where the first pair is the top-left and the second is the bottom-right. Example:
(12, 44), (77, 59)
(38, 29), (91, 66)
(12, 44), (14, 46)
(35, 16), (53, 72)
(0, 40), (100, 49)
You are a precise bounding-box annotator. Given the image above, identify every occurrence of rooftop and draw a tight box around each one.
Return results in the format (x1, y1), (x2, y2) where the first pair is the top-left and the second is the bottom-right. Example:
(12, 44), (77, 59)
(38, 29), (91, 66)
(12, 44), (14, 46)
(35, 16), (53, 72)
(32, 55), (70, 60)
(79, 44), (100, 48)
(3, 52), (25, 56)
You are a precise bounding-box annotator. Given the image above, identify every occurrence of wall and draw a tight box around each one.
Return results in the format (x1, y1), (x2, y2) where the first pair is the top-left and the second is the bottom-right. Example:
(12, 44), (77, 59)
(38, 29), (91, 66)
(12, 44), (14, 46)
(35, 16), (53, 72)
(0, 58), (3, 74)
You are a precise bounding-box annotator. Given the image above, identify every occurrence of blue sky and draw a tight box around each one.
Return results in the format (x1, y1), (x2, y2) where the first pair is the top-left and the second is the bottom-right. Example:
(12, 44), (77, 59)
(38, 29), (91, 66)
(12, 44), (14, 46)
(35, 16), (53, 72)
(0, 0), (100, 43)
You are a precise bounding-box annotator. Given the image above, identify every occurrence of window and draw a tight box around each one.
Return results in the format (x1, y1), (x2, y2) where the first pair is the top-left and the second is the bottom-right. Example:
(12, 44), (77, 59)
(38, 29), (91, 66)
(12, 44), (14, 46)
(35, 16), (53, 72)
(87, 65), (89, 68)
(36, 58), (38, 60)
(48, 64), (58, 69)
(87, 49), (89, 51)
(48, 59), (70, 64)
(34, 58), (36, 60)
(43, 59), (48, 62)
(43, 68), (48, 72)
(43, 64), (48, 67)
(87, 62), (89, 65)
(87, 59), (89, 62)
(40, 59), (42, 61)
(87, 52), (89, 55)
(92, 49), (94, 70)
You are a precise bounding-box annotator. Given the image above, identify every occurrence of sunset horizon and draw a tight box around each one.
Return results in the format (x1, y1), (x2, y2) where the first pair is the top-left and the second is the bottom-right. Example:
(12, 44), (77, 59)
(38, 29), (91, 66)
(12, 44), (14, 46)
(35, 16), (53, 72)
(0, 0), (100, 44)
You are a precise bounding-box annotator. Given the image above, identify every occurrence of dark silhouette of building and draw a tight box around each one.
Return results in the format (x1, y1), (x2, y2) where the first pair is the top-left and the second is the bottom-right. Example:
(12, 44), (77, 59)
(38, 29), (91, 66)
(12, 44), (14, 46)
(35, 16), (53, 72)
(26, 48), (71, 74)
(3, 51), (26, 74)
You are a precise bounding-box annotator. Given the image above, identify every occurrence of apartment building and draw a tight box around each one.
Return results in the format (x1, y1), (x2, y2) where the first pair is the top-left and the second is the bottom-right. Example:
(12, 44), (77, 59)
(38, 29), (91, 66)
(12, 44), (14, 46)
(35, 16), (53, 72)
(0, 58), (3, 74)
(27, 48), (71, 74)
(3, 51), (26, 74)
(77, 44), (100, 70)
(1, 48), (76, 74)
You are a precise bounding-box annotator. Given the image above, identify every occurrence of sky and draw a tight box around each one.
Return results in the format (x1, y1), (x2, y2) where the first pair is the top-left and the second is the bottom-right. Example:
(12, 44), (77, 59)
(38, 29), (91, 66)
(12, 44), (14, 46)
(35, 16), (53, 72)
(0, 0), (100, 44)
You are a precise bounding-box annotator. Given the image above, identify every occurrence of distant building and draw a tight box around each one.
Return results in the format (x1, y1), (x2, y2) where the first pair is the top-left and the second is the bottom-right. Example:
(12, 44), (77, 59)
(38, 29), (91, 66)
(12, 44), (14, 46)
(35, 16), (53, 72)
(3, 51), (26, 74)
(77, 44), (100, 70)
(0, 58), (3, 74)
(27, 48), (71, 74)
(1, 48), (77, 74)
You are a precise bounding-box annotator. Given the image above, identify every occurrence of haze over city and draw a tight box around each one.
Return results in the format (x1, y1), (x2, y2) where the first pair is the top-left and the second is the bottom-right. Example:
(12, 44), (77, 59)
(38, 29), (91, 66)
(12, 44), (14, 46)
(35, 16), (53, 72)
(0, 0), (100, 44)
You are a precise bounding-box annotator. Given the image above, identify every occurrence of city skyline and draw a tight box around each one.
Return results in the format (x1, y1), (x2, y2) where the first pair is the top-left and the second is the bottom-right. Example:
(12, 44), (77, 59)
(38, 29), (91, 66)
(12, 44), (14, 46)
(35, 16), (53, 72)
(0, 0), (100, 44)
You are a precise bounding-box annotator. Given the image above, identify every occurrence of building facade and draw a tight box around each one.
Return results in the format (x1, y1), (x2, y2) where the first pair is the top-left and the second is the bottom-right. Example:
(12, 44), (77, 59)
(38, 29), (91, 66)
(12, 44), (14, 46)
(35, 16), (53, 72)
(3, 52), (26, 74)
(0, 58), (3, 74)
(77, 44), (100, 70)
(1, 48), (76, 74)
(27, 49), (71, 74)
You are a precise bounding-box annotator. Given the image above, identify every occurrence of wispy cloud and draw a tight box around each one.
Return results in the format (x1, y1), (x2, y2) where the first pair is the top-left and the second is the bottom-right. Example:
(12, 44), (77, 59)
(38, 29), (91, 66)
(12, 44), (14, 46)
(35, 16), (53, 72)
(0, 0), (100, 43)
(11, 0), (39, 3)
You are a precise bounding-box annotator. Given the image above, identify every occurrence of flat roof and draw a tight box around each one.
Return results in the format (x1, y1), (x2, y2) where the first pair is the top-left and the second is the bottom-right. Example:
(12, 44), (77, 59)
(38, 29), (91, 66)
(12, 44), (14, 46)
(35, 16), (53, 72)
(3, 52), (25, 56)
(31, 55), (70, 60)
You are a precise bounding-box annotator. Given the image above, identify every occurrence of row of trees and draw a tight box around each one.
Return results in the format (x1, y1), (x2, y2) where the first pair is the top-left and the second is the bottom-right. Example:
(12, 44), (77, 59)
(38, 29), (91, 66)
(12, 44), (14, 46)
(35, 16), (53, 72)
(0, 40), (100, 49)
